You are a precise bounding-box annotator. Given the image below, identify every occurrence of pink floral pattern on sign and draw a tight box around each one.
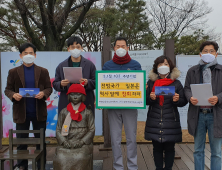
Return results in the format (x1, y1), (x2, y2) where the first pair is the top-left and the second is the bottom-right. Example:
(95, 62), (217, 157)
(84, 53), (96, 65)
(2, 95), (10, 116)
(3, 120), (15, 137)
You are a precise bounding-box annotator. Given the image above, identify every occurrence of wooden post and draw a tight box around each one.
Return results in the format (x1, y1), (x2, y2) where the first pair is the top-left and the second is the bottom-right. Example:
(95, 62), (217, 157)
(164, 39), (175, 65)
(101, 37), (112, 148)
(164, 41), (181, 160)
(0, 53), (2, 150)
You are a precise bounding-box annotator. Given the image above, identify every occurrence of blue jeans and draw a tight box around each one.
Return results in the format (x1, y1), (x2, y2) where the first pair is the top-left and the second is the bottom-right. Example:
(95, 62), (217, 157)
(194, 112), (222, 170)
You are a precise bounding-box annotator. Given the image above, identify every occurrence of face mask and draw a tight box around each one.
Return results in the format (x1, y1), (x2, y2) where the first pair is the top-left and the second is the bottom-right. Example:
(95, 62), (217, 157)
(157, 66), (170, 75)
(201, 53), (215, 63)
(70, 49), (82, 58)
(116, 48), (127, 57)
(22, 54), (35, 64)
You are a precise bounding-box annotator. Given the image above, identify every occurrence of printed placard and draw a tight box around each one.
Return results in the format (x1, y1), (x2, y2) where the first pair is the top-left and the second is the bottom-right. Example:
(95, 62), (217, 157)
(155, 86), (175, 96)
(19, 88), (40, 98)
(96, 70), (146, 109)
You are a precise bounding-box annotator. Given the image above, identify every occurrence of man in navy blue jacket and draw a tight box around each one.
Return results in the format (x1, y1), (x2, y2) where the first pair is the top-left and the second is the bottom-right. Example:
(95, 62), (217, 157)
(53, 36), (96, 115)
(103, 37), (141, 170)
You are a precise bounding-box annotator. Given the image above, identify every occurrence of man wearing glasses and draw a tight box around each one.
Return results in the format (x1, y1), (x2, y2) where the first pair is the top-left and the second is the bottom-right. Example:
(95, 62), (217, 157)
(184, 41), (222, 170)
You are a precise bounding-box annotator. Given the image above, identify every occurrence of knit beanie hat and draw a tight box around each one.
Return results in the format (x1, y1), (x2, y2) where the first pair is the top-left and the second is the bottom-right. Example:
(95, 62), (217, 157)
(66, 82), (86, 96)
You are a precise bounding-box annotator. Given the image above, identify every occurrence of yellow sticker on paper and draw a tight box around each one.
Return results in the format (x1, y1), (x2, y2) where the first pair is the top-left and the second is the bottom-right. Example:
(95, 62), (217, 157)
(101, 82), (140, 90)
(100, 91), (142, 98)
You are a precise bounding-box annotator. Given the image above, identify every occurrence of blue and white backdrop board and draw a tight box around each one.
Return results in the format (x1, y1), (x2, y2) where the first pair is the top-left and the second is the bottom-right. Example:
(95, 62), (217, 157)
(112, 50), (164, 121)
(1, 52), (102, 137)
(176, 55), (222, 129)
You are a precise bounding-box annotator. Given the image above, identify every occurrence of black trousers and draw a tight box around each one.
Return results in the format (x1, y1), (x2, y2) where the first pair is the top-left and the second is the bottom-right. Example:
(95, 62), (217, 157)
(152, 140), (175, 170)
(16, 117), (46, 169)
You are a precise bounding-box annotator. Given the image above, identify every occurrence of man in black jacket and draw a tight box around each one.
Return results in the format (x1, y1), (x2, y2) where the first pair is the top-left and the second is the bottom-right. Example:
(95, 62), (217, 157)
(184, 41), (222, 170)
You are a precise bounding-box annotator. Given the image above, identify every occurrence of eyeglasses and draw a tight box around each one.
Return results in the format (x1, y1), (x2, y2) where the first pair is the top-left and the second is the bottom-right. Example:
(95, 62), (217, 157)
(202, 50), (216, 54)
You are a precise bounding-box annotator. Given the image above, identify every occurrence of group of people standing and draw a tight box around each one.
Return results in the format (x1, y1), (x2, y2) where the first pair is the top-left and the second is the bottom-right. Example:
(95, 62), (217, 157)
(4, 35), (222, 170)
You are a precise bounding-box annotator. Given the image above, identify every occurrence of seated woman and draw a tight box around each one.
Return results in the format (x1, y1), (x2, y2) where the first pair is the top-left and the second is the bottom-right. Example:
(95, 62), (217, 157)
(53, 82), (95, 170)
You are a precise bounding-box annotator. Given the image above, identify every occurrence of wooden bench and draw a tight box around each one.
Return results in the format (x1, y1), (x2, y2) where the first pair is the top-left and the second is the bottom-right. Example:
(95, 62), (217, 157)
(0, 129), (45, 170)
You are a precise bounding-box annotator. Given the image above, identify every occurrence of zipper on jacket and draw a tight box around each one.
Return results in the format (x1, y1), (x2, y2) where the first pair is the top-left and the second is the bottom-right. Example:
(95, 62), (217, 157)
(172, 107), (176, 121)
(161, 107), (163, 121)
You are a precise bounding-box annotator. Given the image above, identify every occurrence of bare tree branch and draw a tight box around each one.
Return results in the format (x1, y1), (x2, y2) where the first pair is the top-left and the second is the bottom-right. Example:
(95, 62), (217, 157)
(37, 0), (48, 34)
(147, 0), (212, 45)
(24, 5), (43, 29)
(62, 0), (95, 43)
(14, 0), (45, 50)
(56, 0), (76, 33)
(70, 1), (89, 12)
(47, 0), (57, 37)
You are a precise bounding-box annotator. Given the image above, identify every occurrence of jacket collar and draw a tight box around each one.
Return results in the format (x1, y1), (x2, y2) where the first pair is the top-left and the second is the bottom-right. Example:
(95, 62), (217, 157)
(68, 55), (86, 72)
(149, 67), (181, 81)
(17, 64), (41, 88)
(214, 64), (222, 70)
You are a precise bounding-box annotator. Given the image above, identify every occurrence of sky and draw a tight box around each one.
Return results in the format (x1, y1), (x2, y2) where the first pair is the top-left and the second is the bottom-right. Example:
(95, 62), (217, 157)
(206, 0), (222, 33)
(205, 0), (222, 53)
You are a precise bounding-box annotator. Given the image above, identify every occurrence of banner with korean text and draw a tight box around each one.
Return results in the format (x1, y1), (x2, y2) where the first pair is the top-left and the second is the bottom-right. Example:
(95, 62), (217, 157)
(1, 52), (102, 137)
(96, 70), (146, 109)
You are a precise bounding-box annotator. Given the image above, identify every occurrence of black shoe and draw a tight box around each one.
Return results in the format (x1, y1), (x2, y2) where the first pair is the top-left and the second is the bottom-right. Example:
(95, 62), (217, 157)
(19, 166), (28, 170)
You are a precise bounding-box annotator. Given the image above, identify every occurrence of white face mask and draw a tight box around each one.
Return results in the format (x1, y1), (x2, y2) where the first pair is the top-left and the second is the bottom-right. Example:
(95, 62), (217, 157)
(70, 49), (82, 58)
(157, 66), (170, 75)
(22, 54), (35, 64)
(116, 48), (127, 57)
(201, 53), (215, 63)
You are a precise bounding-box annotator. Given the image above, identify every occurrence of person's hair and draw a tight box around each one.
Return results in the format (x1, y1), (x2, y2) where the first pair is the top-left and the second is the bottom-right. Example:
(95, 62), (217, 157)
(19, 43), (36, 54)
(153, 55), (175, 74)
(68, 93), (86, 103)
(199, 41), (219, 52)
(67, 36), (83, 47)
(114, 37), (128, 47)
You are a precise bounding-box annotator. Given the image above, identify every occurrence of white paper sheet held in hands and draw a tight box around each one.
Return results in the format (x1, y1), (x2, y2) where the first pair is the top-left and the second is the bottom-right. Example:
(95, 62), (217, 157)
(190, 84), (213, 106)
(63, 67), (82, 83)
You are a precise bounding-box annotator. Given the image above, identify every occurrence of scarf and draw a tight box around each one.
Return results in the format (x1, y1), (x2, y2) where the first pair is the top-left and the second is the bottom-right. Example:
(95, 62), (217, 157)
(199, 58), (218, 84)
(152, 78), (175, 106)
(67, 102), (86, 122)
(62, 102), (85, 136)
(113, 52), (131, 65)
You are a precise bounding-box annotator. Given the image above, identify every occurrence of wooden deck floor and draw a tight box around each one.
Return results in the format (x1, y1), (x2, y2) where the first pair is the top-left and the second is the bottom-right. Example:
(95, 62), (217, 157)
(1, 144), (214, 170)
(95, 144), (212, 170)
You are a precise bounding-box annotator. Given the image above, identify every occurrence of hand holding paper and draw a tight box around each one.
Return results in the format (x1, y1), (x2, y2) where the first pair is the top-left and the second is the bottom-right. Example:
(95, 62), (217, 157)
(173, 93), (179, 102)
(35, 91), (45, 99)
(190, 97), (198, 105)
(61, 79), (70, 87)
(150, 92), (156, 100)
(79, 78), (88, 86)
(208, 96), (218, 105)
(13, 93), (22, 101)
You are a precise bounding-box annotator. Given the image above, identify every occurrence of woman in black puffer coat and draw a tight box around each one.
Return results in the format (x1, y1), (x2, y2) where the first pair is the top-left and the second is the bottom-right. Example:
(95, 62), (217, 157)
(145, 55), (187, 170)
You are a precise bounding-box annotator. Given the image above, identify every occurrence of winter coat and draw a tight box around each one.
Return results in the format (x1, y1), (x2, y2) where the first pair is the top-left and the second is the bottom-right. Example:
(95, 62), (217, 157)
(184, 63), (222, 137)
(4, 64), (52, 123)
(145, 68), (188, 143)
(52, 56), (96, 115)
